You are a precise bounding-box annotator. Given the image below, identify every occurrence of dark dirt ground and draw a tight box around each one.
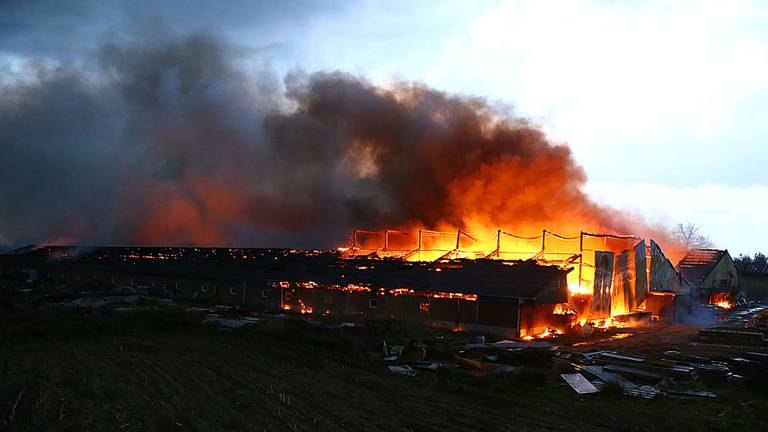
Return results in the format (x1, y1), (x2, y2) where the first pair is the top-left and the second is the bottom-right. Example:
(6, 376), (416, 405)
(1, 303), (768, 432)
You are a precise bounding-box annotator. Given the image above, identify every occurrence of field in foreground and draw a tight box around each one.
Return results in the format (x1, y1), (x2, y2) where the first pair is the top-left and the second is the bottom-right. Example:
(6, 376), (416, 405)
(1, 305), (767, 431)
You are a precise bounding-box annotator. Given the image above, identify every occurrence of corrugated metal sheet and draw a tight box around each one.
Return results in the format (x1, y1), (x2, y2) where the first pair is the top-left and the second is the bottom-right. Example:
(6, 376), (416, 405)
(592, 251), (614, 316)
(651, 241), (682, 293)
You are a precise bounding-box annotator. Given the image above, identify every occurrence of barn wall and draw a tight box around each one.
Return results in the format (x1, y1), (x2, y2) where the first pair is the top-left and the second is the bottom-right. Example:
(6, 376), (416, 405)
(8, 258), (571, 334)
(477, 296), (520, 334)
(278, 285), (481, 327)
(700, 256), (740, 295)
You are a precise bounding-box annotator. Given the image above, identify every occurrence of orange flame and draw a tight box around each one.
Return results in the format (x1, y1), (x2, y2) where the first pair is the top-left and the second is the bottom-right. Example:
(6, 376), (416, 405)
(297, 300), (313, 314)
(710, 292), (734, 309)
(553, 303), (575, 315)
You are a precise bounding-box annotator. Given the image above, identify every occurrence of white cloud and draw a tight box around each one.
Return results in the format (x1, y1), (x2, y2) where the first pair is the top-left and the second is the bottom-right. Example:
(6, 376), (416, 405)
(586, 181), (768, 255)
(420, 0), (768, 181)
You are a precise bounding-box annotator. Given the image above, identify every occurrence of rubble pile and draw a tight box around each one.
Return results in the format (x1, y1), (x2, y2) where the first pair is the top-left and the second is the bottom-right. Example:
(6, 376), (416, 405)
(378, 322), (768, 400)
(699, 307), (768, 345)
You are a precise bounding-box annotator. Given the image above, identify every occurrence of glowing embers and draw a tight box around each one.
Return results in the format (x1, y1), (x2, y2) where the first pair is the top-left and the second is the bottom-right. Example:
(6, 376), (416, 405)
(522, 327), (562, 341)
(571, 332), (634, 347)
(282, 299), (314, 314)
(273, 281), (371, 293)
(537, 327), (560, 338)
(539, 328), (559, 338)
(335, 284), (372, 293)
(715, 301), (732, 310)
(709, 292), (735, 309)
(579, 311), (652, 331)
(274, 280), (477, 319)
(522, 315), (641, 342)
(297, 300), (313, 314)
(389, 288), (478, 301)
(588, 317), (627, 330)
(553, 303), (576, 315)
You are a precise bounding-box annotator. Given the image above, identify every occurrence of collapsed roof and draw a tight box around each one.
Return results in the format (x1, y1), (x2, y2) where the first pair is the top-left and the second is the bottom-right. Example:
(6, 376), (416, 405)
(676, 249), (728, 286)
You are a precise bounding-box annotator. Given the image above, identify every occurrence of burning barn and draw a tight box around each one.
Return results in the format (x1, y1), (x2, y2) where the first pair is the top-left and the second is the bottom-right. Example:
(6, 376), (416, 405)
(0, 50), (697, 335)
(340, 228), (686, 329)
(1, 227), (688, 337)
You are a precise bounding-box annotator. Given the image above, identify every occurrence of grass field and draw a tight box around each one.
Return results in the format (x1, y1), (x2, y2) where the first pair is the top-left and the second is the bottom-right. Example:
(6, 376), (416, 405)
(1, 302), (767, 431)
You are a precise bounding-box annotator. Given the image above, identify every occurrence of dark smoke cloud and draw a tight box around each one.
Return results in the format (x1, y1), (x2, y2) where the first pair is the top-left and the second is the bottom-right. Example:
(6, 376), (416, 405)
(0, 63), (123, 244)
(0, 32), (638, 248)
(1, 33), (258, 245)
(0, 0), (336, 61)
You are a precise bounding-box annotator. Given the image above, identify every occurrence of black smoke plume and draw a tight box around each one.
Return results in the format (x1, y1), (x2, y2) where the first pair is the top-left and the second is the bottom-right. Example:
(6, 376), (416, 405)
(0, 32), (656, 248)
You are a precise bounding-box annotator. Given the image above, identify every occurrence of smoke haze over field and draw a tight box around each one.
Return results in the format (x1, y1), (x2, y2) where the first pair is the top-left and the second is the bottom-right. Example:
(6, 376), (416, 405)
(1, 33), (670, 249)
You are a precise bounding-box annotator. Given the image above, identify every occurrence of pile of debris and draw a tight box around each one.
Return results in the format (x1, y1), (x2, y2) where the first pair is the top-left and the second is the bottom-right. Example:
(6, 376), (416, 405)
(699, 305), (768, 346)
(382, 332), (768, 400)
(193, 305), (264, 330)
(554, 350), (748, 399)
(203, 313), (262, 330)
(67, 295), (141, 311)
(384, 335), (558, 378)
